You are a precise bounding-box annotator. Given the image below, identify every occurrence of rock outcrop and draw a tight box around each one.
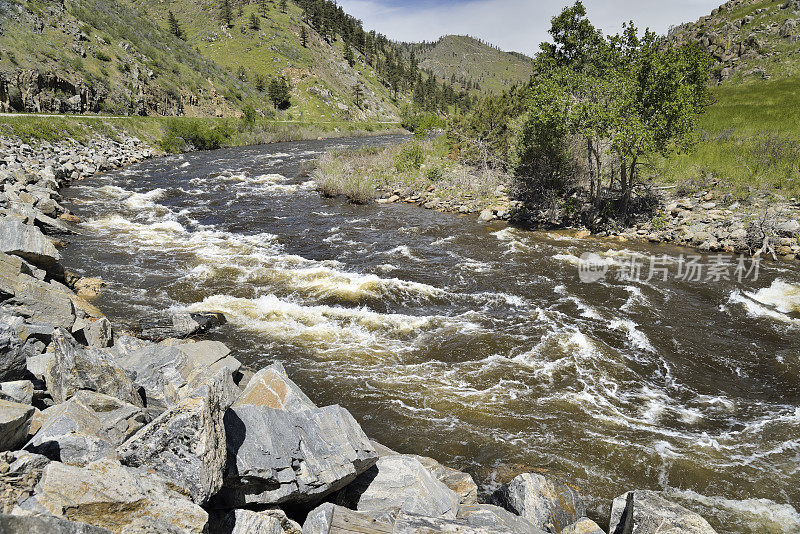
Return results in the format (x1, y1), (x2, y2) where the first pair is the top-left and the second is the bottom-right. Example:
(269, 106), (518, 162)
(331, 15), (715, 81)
(492, 472), (586, 533)
(609, 490), (718, 534)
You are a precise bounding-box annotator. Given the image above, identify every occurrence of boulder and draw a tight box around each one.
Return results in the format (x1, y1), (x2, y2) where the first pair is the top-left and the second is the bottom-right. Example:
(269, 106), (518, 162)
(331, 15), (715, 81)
(0, 399), (35, 450)
(0, 316), (30, 381)
(135, 312), (227, 342)
(0, 218), (61, 269)
(561, 518), (605, 534)
(232, 362), (316, 411)
(0, 269), (76, 330)
(609, 490), (717, 534)
(0, 513), (112, 533)
(114, 340), (238, 411)
(22, 458), (208, 533)
(118, 375), (226, 505)
(302, 503), (392, 534)
(776, 219), (800, 237)
(79, 317), (113, 348)
(410, 454), (478, 506)
(0, 450), (51, 514)
(458, 504), (547, 533)
(492, 472), (586, 533)
(392, 512), (510, 533)
(24, 390), (148, 465)
(335, 455), (461, 519)
(0, 380), (34, 404)
(215, 508), (302, 534)
(216, 404), (377, 507)
(44, 330), (142, 407)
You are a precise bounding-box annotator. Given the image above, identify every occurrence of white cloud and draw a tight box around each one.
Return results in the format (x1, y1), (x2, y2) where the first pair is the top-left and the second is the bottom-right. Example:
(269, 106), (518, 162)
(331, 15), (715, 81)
(337, 0), (722, 55)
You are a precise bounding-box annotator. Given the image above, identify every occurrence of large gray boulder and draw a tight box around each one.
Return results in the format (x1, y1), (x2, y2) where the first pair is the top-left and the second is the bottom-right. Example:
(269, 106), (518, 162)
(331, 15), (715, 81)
(0, 317), (29, 381)
(215, 508), (302, 534)
(22, 458), (208, 533)
(302, 503), (392, 534)
(0, 218), (61, 269)
(492, 472), (586, 533)
(393, 511), (513, 533)
(335, 455), (461, 519)
(0, 399), (35, 451)
(118, 374), (226, 505)
(216, 404), (377, 507)
(0, 260), (75, 331)
(232, 362), (315, 411)
(0, 513), (112, 533)
(24, 390), (148, 465)
(45, 330), (142, 406)
(609, 490), (717, 534)
(0, 380), (34, 404)
(114, 340), (238, 411)
(561, 518), (605, 534)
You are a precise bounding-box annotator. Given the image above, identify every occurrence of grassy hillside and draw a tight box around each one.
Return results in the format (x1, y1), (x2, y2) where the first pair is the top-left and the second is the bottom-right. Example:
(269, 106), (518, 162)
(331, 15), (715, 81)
(133, 0), (403, 122)
(656, 1), (800, 197)
(402, 35), (533, 94)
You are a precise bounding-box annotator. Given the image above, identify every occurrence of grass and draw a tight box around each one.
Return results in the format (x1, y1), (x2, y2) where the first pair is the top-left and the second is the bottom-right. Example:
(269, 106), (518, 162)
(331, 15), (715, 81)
(314, 135), (508, 205)
(653, 78), (800, 199)
(0, 115), (403, 152)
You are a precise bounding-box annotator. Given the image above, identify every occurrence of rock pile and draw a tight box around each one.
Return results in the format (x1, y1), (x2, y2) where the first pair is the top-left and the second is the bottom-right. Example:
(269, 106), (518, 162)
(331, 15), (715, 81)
(0, 134), (722, 533)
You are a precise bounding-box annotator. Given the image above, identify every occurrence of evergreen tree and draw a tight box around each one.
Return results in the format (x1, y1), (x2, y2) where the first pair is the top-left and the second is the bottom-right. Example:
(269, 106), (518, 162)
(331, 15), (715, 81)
(250, 12), (260, 30)
(344, 41), (354, 67)
(220, 0), (233, 27)
(280, 0), (287, 13)
(259, 0), (268, 17)
(268, 76), (291, 109)
(254, 72), (266, 91)
(353, 83), (363, 108)
(168, 11), (184, 39)
(301, 26), (308, 47)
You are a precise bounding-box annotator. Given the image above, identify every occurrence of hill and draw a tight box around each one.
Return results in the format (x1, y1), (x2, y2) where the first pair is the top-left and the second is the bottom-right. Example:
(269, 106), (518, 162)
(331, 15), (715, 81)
(0, 0), (454, 121)
(401, 35), (534, 94)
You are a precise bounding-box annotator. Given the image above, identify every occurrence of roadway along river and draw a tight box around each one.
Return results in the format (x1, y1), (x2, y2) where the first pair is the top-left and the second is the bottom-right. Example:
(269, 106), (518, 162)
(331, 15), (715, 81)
(61, 135), (800, 533)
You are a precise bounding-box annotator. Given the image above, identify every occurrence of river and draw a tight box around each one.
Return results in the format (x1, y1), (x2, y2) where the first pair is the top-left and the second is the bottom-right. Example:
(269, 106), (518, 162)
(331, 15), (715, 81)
(61, 135), (800, 533)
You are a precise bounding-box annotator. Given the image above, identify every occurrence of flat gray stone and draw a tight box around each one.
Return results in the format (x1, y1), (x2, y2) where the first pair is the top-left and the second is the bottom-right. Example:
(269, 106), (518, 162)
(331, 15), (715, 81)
(411, 454), (478, 506)
(0, 218), (61, 269)
(458, 504), (547, 533)
(217, 508), (302, 534)
(0, 399), (35, 451)
(233, 362), (315, 411)
(0, 380), (34, 404)
(0, 513), (112, 533)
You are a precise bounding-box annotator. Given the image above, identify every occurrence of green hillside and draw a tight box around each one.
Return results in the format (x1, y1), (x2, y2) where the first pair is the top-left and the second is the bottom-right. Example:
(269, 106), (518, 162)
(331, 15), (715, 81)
(401, 35), (534, 94)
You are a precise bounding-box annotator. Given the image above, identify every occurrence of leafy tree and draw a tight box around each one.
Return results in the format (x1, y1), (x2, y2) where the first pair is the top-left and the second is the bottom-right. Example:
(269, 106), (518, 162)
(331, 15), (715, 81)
(242, 105), (258, 126)
(220, 0), (233, 27)
(250, 12), (260, 30)
(268, 76), (291, 109)
(301, 26), (308, 47)
(168, 11), (184, 39)
(538, 0), (604, 71)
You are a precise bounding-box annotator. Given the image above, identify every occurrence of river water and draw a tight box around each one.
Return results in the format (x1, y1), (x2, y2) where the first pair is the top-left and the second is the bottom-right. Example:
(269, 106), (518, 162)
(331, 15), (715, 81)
(61, 136), (800, 533)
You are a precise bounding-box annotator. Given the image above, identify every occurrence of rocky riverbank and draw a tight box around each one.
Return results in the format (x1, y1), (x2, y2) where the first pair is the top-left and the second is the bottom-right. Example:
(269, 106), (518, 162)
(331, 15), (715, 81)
(0, 134), (726, 533)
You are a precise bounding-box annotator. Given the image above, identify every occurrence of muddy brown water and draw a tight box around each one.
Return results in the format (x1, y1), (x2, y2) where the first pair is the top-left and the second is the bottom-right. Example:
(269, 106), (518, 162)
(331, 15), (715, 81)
(61, 135), (800, 533)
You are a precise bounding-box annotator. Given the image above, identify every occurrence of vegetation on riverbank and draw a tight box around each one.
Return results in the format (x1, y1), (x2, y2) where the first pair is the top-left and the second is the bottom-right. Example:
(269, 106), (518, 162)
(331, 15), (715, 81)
(0, 114), (403, 152)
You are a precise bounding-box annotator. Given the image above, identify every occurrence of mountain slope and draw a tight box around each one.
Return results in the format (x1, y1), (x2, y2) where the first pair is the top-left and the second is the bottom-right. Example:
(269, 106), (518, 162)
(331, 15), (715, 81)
(402, 35), (533, 94)
(669, 0), (800, 83)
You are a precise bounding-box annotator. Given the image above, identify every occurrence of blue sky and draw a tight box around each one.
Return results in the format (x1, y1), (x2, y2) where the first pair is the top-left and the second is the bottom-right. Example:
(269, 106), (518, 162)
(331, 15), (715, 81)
(336, 0), (723, 55)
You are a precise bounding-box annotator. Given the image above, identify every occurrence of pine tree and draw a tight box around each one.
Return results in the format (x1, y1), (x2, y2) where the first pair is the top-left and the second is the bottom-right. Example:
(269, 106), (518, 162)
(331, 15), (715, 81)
(343, 41), (354, 67)
(300, 26), (308, 47)
(259, 0), (268, 17)
(250, 12), (260, 30)
(279, 0), (287, 13)
(168, 11), (184, 39)
(220, 0), (233, 27)
(353, 83), (363, 108)
(268, 76), (291, 109)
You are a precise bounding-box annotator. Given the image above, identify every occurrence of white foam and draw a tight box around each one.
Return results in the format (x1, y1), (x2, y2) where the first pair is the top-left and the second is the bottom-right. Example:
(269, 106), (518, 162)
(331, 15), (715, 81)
(730, 279), (800, 325)
(667, 489), (800, 533)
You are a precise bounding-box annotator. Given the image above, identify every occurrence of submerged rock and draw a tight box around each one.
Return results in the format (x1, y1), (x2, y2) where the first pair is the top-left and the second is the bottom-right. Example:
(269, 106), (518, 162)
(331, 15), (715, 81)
(335, 454), (461, 519)
(22, 458), (208, 533)
(216, 403), (377, 507)
(492, 472), (586, 533)
(609, 490), (717, 534)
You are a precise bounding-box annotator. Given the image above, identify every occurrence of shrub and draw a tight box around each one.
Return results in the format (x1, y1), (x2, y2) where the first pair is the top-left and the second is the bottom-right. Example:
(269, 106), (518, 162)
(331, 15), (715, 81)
(95, 51), (112, 62)
(242, 105), (257, 126)
(160, 119), (234, 153)
(425, 165), (443, 181)
(394, 143), (425, 172)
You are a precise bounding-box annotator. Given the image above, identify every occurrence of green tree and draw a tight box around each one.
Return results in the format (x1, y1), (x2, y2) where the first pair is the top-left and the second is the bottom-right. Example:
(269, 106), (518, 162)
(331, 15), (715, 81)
(220, 0), (233, 27)
(353, 83), (363, 108)
(268, 76), (291, 109)
(242, 105), (258, 126)
(538, 0), (604, 71)
(279, 0), (287, 13)
(259, 0), (268, 17)
(253, 72), (266, 91)
(168, 11), (184, 39)
(250, 12), (260, 30)
(343, 41), (354, 67)
(301, 26), (308, 47)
